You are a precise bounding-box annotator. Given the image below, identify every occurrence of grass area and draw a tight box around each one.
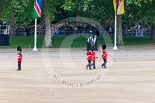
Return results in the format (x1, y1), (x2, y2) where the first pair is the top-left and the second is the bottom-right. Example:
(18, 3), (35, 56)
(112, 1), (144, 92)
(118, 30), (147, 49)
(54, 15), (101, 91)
(0, 36), (155, 48)
(123, 37), (155, 45)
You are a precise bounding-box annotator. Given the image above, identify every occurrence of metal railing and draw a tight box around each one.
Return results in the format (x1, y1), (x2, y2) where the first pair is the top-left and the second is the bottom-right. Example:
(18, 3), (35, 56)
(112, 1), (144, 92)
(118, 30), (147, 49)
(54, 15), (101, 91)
(13, 28), (152, 37)
(122, 30), (152, 37)
(13, 29), (99, 36)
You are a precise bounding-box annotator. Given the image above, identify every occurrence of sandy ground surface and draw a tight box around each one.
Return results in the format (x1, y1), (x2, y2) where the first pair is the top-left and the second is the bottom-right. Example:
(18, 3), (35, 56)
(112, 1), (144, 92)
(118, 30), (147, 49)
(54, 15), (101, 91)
(0, 44), (155, 103)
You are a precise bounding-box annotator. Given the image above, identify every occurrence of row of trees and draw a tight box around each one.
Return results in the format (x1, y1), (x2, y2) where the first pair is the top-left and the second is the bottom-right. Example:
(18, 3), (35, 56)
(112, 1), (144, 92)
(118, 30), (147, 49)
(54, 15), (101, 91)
(0, 0), (154, 47)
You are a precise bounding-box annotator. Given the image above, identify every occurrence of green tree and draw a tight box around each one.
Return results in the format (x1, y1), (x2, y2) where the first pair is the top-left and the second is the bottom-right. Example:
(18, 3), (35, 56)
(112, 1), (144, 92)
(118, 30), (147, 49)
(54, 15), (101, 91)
(42, 0), (62, 47)
(126, 0), (155, 40)
(0, 0), (32, 39)
(92, 0), (114, 27)
(91, 0), (124, 45)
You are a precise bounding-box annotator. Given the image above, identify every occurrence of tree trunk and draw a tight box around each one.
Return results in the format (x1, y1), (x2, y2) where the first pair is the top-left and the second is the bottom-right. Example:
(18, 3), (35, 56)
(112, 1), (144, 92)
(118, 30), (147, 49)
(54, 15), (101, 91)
(0, 0), (2, 13)
(40, 1), (45, 25)
(8, 10), (14, 39)
(117, 15), (123, 45)
(151, 25), (155, 40)
(40, 14), (45, 24)
(43, 14), (52, 47)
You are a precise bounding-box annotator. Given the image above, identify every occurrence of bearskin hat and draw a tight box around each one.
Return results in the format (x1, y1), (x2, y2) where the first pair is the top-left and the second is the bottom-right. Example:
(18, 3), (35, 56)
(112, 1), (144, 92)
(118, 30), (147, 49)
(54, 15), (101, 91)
(17, 46), (22, 52)
(102, 44), (106, 50)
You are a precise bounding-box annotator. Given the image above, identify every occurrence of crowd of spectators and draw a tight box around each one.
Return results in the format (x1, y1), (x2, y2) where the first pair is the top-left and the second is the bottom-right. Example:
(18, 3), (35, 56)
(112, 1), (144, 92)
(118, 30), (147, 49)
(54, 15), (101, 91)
(122, 22), (152, 37)
(52, 23), (99, 36)
(13, 23), (99, 36)
(5, 21), (152, 37)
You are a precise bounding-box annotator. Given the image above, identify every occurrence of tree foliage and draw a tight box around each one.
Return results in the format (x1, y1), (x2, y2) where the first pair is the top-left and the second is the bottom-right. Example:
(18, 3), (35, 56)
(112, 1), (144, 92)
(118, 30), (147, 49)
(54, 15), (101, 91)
(125, 0), (155, 24)
(0, 0), (33, 26)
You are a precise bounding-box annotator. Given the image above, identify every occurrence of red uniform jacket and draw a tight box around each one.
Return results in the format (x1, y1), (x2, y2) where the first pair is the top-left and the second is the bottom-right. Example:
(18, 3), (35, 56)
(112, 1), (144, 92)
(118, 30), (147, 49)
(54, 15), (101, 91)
(87, 51), (92, 60)
(92, 51), (96, 60)
(102, 50), (107, 59)
(18, 53), (22, 61)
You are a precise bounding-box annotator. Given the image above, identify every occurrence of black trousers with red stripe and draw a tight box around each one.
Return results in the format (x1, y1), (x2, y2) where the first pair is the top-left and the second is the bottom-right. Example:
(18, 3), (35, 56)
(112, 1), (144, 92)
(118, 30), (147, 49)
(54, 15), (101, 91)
(86, 60), (91, 69)
(102, 59), (107, 68)
(91, 60), (96, 69)
(18, 61), (21, 70)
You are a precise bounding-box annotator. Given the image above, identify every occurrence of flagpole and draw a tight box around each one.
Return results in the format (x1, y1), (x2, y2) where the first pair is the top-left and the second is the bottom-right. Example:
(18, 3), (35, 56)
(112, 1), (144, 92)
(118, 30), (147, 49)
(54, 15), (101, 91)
(113, 14), (118, 50)
(33, 19), (38, 51)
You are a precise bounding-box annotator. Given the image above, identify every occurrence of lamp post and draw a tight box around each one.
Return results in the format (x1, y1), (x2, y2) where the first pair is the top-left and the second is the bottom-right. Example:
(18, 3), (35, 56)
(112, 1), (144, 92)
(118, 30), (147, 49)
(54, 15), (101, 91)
(89, 2), (92, 35)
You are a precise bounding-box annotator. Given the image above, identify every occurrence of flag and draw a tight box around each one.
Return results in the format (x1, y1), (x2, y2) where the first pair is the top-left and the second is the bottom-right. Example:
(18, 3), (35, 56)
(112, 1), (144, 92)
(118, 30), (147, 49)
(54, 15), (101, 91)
(32, 0), (41, 20)
(113, 0), (124, 15)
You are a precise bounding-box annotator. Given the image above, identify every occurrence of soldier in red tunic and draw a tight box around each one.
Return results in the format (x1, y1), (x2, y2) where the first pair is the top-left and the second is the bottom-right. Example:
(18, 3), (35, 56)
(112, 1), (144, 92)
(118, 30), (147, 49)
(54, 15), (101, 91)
(91, 49), (98, 69)
(101, 44), (108, 68)
(86, 49), (92, 70)
(17, 46), (22, 71)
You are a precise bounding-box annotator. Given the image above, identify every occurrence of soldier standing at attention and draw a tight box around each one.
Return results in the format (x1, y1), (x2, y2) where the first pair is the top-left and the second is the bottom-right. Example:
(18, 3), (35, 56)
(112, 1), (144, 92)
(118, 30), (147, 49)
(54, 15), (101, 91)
(17, 46), (22, 71)
(101, 44), (108, 68)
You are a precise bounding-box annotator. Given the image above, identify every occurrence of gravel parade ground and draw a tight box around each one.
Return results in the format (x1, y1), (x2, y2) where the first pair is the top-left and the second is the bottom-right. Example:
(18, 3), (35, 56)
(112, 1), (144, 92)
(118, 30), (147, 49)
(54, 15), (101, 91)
(0, 44), (155, 103)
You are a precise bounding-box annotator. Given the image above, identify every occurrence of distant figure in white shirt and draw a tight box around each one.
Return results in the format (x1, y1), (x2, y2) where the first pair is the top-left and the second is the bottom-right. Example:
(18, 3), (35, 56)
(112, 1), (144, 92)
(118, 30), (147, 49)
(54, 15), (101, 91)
(93, 35), (98, 51)
(87, 35), (93, 51)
